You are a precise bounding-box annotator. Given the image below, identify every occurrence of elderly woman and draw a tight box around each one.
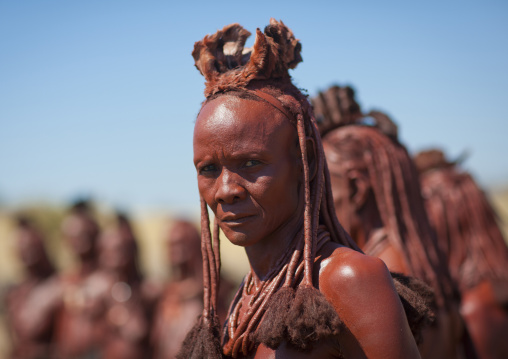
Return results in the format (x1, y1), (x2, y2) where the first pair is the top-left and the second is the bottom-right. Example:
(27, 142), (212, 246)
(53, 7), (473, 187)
(178, 20), (429, 358)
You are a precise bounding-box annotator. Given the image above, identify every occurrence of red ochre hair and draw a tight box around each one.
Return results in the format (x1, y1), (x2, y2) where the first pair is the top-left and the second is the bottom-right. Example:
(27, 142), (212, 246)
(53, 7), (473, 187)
(415, 149), (508, 291)
(178, 21), (431, 358)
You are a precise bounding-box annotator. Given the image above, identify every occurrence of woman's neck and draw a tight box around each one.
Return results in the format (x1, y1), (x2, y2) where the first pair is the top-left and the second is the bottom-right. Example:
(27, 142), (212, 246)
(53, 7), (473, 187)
(245, 212), (303, 284)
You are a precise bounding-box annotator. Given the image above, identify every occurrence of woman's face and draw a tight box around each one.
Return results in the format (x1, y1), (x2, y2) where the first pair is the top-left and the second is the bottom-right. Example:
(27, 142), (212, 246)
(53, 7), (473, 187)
(166, 222), (200, 267)
(323, 140), (354, 232)
(98, 228), (132, 272)
(16, 229), (43, 269)
(193, 95), (302, 248)
(61, 214), (96, 256)
(322, 135), (367, 238)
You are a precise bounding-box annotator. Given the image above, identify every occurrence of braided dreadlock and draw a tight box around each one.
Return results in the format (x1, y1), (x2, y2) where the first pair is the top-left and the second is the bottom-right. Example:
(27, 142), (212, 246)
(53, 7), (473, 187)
(178, 20), (364, 358)
(313, 87), (455, 309)
(415, 149), (508, 291)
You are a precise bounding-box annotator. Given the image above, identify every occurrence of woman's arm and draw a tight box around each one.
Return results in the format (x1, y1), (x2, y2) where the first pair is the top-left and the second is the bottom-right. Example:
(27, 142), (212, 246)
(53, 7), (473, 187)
(320, 247), (421, 359)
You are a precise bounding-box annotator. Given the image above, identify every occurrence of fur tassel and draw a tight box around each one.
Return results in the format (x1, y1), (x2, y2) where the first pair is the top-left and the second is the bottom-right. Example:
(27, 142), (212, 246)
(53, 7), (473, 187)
(254, 286), (295, 349)
(391, 272), (436, 344)
(285, 286), (342, 351)
(177, 315), (223, 359)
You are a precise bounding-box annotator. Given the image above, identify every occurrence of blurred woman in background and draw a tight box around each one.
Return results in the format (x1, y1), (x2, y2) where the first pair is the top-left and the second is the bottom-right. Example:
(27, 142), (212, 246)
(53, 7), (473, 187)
(6, 216), (59, 359)
(313, 86), (467, 358)
(415, 149), (508, 359)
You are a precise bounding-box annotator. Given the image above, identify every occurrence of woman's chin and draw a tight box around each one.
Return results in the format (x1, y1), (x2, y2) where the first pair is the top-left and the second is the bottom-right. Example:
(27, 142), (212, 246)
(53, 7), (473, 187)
(221, 227), (260, 248)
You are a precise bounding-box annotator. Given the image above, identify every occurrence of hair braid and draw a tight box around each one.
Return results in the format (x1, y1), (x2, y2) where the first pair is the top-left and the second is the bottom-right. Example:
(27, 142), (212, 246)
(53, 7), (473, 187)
(296, 114), (314, 287)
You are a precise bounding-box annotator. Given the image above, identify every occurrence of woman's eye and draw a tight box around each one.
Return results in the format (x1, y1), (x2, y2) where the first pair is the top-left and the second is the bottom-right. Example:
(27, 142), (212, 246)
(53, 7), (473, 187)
(199, 164), (217, 174)
(244, 160), (260, 167)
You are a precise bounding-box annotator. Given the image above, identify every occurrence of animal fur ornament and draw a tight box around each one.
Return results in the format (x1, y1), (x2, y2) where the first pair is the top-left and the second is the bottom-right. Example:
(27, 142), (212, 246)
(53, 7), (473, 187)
(179, 20), (433, 358)
(192, 19), (302, 98)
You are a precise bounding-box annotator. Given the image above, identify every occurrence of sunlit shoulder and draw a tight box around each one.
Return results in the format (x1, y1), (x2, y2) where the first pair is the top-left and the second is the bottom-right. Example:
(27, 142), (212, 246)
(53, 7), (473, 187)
(317, 244), (420, 359)
(319, 245), (393, 299)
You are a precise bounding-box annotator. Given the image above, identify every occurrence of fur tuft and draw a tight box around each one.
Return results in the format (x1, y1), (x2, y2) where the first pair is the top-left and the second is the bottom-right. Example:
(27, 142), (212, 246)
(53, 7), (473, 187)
(391, 272), (436, 344)
(254, 286), (295, 349)
(177, 315), (223, 359)
(285, 286), (342, 351)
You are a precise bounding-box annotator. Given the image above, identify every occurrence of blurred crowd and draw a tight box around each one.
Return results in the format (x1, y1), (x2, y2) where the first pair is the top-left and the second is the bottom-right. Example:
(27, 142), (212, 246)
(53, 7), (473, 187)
(1, 201), (234, 359)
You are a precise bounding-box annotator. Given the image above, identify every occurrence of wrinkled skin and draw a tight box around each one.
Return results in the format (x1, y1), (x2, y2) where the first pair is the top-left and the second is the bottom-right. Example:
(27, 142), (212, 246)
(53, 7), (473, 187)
(193, 95), (420, 358)
(323, 138), (463, 359)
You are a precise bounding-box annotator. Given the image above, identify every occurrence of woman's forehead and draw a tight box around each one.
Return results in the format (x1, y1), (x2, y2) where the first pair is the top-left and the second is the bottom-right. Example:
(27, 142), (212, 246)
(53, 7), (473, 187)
(194, 95), (296, 146)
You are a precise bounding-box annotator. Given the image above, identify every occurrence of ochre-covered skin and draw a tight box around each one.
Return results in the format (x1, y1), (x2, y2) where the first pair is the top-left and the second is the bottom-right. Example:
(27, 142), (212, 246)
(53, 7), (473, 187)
(193, 95), (420, 358)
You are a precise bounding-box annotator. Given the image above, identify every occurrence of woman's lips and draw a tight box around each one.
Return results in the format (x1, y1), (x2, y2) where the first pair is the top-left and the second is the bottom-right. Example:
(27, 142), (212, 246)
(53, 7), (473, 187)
(220, 214), (255, 225)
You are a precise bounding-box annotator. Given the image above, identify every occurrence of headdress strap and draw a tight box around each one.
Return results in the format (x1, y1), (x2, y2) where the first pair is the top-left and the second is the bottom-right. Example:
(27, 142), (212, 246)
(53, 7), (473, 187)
(249, 89), (296, 124)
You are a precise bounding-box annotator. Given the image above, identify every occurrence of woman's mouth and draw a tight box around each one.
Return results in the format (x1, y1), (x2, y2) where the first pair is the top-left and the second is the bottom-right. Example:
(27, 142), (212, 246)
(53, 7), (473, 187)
(220, 214), (255, 226)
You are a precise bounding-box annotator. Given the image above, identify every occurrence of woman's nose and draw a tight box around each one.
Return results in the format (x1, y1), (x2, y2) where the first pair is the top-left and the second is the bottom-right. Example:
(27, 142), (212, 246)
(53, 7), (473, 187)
(214, 169), (247, 204)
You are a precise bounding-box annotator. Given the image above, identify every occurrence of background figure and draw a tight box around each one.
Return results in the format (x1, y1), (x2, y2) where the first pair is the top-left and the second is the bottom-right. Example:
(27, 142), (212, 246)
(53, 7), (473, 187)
(313, 86), (466, 358)
(5, 216), (59, 359)
(152, 219), (233, 359)
(415, 149), (508, 359)
(93, 212), (154, 359)
(53, 200), (103, 358)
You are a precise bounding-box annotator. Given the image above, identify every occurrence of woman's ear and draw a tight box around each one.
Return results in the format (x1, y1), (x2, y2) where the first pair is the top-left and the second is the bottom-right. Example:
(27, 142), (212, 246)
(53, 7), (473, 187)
(306, 137), (318, 181)
(347, 169), (370, 210)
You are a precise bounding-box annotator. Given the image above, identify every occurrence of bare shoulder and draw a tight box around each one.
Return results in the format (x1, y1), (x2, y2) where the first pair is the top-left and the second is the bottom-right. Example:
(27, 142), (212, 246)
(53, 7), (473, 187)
(317, 243), (420, 358)
(318, 244), (394, 301)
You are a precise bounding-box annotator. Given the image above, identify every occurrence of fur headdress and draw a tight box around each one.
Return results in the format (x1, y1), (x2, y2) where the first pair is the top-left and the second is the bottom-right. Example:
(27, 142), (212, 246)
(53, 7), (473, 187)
(192, 19), (302, 98)
(311, 85), (399, 140)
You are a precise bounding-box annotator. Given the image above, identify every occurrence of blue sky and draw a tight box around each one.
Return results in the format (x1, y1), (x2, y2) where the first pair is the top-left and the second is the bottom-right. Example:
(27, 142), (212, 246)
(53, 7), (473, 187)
(1, 0), (507, 213)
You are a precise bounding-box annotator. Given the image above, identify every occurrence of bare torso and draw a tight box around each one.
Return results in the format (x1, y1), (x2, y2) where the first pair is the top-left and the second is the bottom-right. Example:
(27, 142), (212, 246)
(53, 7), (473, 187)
(6, 277), (61, 358)
(231, 242), (420, 359)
